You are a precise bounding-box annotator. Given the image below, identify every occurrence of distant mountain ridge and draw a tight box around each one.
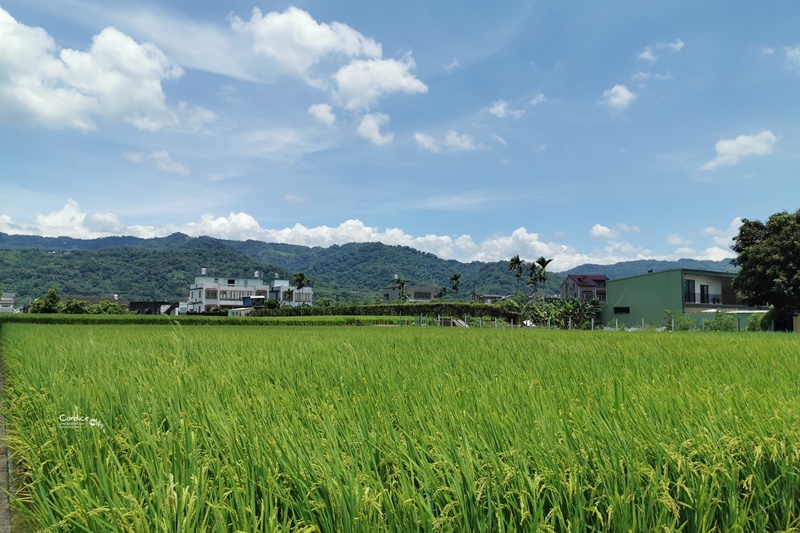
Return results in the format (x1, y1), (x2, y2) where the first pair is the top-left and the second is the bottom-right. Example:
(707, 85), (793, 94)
(565, 258), (736, 280)
(0, 232), (736, 302)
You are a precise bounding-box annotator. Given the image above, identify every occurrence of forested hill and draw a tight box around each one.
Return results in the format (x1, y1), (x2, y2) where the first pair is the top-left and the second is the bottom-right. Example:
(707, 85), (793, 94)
(0, 232), (555, 302)
(0, 232), (734, 303)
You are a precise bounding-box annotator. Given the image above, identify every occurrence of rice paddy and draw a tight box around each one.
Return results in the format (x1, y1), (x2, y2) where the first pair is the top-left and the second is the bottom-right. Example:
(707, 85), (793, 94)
(2, 323), (800, 531)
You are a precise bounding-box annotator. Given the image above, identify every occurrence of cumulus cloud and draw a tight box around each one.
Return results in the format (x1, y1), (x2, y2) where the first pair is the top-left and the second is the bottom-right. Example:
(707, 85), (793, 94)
(414, 130), (484, 153)
(231, 6), (381, 80)
(700, 131), (779, 170)
(356, 113), (394, 145)
(0, 200), (743, 269)
(123, 150), (190, 175)
(591, 223), (641, 240)
(308, 103), (336, 125)
(333, 55), (427, 111)
(600, 84), (636, 112)
(0, 8), (212, 131)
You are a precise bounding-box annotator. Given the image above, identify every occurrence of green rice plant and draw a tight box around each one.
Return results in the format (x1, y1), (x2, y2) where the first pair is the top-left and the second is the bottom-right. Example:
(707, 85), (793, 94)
(2, 325), (800, 531)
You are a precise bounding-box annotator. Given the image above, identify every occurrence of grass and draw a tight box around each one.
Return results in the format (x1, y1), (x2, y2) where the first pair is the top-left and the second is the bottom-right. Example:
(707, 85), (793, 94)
(2, 324), (800, 531)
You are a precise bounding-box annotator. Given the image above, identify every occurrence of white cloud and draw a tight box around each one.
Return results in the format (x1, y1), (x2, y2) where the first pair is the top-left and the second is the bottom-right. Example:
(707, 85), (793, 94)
(231, 6), (381, 80)
(702, 217), (743, 247)
(760, 46), (775, 56)
(665, 39), (685, 52)
(590, 224), (618, 240)
(638, 39), (684, 63)
(356, 113), (394, 145)
(487, 99), (525, 118)
(700, 131), (779, 170)
(638, 47), (657, 64)
(150, 150), (190, 175)
(600, 84), (636, 112)
(590, 223), (640, 241)
(413, 133), (441, 153)
(786, 47), (800, 73)
(530, 93), (548, 106)
(308, 103), (336, 125)
(333, 55), (427, 111)
(123, 150), (190, 175)
(415, 130), (484, 153)
(0, 9), (206, 131)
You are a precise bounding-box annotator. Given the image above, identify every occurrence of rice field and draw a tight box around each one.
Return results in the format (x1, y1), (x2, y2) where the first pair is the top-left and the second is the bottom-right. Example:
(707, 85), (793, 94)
(2, 323), (800, 532)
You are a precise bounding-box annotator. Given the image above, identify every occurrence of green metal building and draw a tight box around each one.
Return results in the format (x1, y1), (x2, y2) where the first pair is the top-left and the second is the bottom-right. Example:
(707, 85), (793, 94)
(602, 269), (758, 329)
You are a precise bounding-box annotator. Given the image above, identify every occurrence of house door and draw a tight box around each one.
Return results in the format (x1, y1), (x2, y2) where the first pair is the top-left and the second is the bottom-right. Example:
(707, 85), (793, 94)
(700, 284), (709, 304)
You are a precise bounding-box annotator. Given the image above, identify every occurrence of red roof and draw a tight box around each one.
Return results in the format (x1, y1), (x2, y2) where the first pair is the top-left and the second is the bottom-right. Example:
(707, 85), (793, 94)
(565, 274), (608, 287)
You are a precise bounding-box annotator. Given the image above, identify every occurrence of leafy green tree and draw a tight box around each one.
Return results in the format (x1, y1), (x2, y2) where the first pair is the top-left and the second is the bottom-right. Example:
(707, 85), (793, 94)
(283, 289), (294, 303)
(731, 209), (800, 330)
(29, 289), (62, 314)
(316, 297), (334, 307)
(706, 310), (737, 332)
(63, 297), (90, 314)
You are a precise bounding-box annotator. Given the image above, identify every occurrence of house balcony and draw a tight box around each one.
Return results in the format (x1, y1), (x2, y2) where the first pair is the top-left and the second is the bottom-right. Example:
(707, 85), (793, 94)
(683, 292), (739, 306)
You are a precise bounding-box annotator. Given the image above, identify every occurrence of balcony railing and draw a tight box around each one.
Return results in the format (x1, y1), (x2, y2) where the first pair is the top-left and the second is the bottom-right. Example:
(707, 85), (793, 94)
(683, 292), (731, 305)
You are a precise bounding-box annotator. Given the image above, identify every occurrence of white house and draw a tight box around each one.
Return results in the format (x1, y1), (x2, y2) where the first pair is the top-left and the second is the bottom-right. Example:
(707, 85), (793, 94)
(268, 274), (313, 307)
(0, 292), (15, 313)
(187, 270), (313, 313)
(188, 270), (269, 313)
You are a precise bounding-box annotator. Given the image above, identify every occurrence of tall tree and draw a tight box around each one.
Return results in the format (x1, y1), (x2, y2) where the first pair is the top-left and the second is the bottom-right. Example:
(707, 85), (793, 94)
(450, 273), (461, 293)
(292, 272), (308, 290)
(508, 255), (524, 292)
(731, 209), (800, 330)
(29, 288), (62, 314)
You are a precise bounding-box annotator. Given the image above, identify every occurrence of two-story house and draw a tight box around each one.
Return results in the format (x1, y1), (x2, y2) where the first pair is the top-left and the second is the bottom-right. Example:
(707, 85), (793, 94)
(601, 269), (757, 328)
(559, 274), (608, 304)
(188, 270), (270, 313)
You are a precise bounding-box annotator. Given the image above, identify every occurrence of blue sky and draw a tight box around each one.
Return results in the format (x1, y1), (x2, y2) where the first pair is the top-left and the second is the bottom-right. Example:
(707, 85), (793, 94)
(1, 1), (798, 270)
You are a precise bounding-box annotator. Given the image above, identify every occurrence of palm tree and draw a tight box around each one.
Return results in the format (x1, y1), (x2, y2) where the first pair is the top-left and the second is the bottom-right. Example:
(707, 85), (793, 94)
(508, 255), (524, 292)
(292, 272), (308, 290)
(526, 256), (553, 295)
(283, 288), (294, 303)
(450, 273), (461, 293)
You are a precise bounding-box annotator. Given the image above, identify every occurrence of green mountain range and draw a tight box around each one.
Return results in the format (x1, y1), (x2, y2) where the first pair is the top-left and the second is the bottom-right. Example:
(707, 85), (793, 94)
(0, 232), (734, 304)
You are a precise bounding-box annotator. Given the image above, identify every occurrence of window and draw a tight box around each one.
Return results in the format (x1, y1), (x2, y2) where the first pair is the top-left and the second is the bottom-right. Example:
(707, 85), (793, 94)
(227, 279), (235, 285)
(205, 289), (218, 299)
(684, 279), (696, 303)
(613, 306), (630, 314)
